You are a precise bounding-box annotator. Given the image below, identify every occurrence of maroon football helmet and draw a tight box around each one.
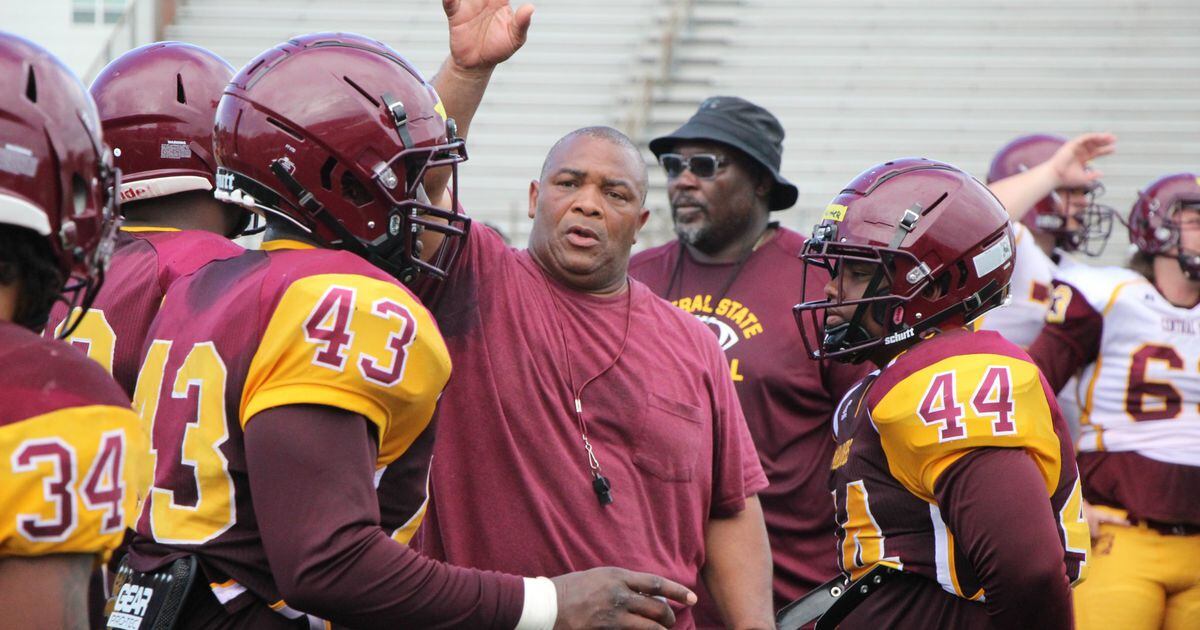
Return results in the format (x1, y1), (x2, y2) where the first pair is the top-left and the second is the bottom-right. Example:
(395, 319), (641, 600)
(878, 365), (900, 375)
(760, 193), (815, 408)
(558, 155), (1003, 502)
(987, 133), (1113, 256)
(794, 158), (1015, 364)
(1128, 172), (1200, 279)
(0, 32), (119, 331)
(213, 32), (468, 283)
(92, 42), (233, 204)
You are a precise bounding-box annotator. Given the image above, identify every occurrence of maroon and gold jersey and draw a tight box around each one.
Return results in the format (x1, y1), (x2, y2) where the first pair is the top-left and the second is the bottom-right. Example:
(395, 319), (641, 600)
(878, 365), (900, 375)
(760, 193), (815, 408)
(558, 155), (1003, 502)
(126, 240), (450, 615)
(0, 321), (143, 561)
(830, 329), (1089, 603)
(45, 227), (243, 396)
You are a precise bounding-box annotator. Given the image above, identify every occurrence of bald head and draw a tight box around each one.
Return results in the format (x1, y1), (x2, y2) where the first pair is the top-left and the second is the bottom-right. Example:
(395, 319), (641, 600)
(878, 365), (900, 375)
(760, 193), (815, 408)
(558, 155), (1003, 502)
(540, 126), (648, 203)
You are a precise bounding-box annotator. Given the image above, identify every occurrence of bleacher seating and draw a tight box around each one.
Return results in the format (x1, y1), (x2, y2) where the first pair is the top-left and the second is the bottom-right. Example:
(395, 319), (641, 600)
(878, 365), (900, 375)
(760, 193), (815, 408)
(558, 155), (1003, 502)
(164, 0), (1200, 260)
(166, 0), (668, 244)
(643, 0), (1200, 261)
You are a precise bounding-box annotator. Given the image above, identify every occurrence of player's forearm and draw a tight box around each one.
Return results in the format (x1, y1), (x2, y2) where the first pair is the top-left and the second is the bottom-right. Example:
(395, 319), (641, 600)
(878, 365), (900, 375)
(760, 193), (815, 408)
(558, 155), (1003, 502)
(701, 495), (775, 630)
(934, 448), (1073, 629)
(245, 404), (526, 628)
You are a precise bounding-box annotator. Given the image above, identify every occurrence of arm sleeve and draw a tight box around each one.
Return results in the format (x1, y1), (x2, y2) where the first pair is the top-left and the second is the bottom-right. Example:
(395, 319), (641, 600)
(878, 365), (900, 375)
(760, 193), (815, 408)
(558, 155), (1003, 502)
(933, 448), (1073, 630)
(244, 403), (525, 628)
(1027, 280), (1102, 393)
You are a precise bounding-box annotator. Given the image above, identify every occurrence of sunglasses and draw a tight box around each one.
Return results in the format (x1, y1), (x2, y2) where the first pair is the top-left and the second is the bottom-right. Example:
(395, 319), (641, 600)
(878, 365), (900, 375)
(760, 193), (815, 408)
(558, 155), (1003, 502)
(659, 153), (729, 180)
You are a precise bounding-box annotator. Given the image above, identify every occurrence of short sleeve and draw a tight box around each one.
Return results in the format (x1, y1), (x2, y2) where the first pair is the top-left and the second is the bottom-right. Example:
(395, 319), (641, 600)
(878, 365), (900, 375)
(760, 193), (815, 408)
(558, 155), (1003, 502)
(869, 354), (1065, 503)
(1027, 279), (1104, 392)
(417, 217), (513, 307)
(0, 404), (143, 560)
(708, 335), (768, 517)
(241, 273), (452, 462)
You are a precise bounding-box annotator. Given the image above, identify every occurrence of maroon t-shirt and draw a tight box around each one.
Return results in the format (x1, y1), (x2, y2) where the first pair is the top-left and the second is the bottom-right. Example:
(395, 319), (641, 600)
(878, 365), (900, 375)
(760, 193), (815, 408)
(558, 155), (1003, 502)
(630, 228), (870, 608)
(416, 225), (768, 629)
(44, 228), (243, 396)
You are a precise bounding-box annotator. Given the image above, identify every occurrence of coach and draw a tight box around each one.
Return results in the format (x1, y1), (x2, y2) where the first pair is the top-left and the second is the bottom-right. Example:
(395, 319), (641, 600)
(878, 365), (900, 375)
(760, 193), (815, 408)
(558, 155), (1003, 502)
(629, 96), (870, 618)
(416, 124), (774, 629)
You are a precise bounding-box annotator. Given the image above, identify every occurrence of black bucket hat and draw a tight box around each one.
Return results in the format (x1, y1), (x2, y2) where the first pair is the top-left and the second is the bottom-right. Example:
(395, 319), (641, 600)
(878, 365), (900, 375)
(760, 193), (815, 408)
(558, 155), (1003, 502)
(649, 96), (799, 211)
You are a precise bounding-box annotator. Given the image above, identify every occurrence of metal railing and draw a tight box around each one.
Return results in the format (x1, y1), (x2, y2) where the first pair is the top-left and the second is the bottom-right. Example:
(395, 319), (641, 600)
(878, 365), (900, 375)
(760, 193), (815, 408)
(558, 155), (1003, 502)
(622, 0), (693, 143)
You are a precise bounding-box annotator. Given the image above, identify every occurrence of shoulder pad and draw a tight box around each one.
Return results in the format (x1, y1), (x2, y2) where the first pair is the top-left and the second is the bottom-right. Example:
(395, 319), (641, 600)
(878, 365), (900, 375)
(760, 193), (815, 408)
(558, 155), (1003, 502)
(1053, 265), (1144, 314)
(869, 347), (1063, 501)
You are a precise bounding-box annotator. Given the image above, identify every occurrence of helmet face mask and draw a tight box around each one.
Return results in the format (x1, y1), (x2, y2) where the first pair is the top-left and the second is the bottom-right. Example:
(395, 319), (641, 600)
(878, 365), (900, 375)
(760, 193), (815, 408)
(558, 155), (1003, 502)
(987, 133), (1114, 257)
(794, 159), (1015, 364)
(58, 155), (120, 336)
(795, 236), (917, 364)
(1045, 183), (1115, 256)
(212, 33), (471, 285)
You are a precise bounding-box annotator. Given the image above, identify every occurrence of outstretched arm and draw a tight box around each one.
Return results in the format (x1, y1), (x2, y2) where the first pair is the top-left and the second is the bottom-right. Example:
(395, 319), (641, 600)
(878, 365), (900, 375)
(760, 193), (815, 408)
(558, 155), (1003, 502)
(423, 0), (534, 208)
(245, 403), (695, 629)
(988, 132), (1115, 222)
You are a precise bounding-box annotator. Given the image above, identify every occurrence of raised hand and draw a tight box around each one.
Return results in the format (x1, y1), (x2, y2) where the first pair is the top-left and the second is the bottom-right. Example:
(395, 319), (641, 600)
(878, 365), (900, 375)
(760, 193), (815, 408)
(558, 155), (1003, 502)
(1048, 132), (1117, 190)
(443, 0), (535, 72)
(551, 567), (698, 629)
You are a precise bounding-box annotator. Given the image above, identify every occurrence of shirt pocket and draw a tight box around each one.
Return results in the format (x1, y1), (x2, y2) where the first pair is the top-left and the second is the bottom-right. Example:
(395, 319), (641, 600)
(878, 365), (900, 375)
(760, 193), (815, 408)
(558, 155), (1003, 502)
(633, 392), (705, 482)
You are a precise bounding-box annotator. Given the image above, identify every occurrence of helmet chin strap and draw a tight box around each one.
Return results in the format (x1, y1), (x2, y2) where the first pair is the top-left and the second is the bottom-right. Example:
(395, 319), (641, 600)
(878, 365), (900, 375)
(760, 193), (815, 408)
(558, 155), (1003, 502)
(1176, 251), (1200, 281)
(268, 159), (421, 284)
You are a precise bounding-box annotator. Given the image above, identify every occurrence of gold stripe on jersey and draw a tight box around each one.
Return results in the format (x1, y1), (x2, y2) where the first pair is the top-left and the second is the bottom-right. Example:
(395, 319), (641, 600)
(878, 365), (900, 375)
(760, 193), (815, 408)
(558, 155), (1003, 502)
(259, 239), (314, 252)
(1, 405), (143, 559)
(120, 226), (180, 233)
(871, 353), (1064, 502)
(1079, 278), (1147, 442)
(390, 498), (428, 545)
(241, 273), (452, 467)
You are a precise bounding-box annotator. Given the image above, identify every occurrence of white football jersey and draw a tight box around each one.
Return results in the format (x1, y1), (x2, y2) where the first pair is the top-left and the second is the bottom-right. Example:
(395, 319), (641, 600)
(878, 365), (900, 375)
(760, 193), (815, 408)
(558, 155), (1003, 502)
(1058, 264), (1200, 467)
(976, 222), (1083, 432)
(978, 222), (1077, 346)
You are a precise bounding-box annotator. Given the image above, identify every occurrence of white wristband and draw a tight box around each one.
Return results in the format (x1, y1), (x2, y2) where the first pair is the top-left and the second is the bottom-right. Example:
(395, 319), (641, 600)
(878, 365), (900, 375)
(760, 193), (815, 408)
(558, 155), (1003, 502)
(514, 576), (558, 630)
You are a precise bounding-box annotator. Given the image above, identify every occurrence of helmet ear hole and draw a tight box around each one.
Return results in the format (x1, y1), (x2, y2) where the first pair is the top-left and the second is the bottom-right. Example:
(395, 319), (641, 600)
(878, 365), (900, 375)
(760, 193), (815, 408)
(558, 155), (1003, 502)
(175, 73), (186, 104)
(319, 157), (337, 191)
(71, 174), (89, 217)
(922, 273), (951, 300)
(955, 261), (970, 290)
(25, 66), (36, 102)
(339, 170), (372, 208)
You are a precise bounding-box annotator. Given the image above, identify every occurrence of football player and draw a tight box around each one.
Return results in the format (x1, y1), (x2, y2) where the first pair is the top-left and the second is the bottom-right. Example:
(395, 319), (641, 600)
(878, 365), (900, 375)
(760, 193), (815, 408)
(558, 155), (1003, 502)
(115, 30), (694, 630)
(38, 41), (247, 627)
(1028, 173), (1200, 629)
(792, 158), (1088, 628)
(978, 132), (1117, 348)
(0, 32), (141, 627)
(45, 42), (245, 396)
(981, 132), (1117, 441)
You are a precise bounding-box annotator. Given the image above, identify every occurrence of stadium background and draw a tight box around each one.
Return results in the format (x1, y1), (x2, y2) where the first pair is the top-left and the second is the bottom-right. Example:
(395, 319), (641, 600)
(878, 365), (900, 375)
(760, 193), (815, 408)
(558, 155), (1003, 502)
(4, 0), (1197, 262)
